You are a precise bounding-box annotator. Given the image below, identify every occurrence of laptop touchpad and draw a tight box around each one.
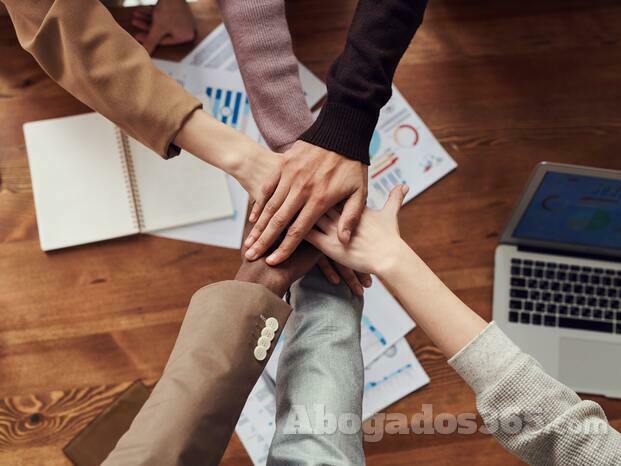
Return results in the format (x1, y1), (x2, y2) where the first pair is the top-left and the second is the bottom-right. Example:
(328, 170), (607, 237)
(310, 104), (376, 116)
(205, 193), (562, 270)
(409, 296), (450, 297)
(558, 337), (621, 397)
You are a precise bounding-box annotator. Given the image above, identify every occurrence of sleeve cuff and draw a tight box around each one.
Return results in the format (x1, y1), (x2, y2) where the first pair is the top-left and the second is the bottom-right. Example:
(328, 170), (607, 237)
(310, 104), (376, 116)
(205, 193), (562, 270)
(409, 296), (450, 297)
(191, 280), (291, 314)
(448, 322), (523, 395)
(161, 102), (202, 159)
(298, 102), (377, 165)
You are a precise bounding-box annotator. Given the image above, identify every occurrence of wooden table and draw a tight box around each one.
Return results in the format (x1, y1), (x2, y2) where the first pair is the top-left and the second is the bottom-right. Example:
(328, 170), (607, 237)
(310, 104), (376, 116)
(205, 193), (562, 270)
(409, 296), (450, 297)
(1, 0), (621, 464)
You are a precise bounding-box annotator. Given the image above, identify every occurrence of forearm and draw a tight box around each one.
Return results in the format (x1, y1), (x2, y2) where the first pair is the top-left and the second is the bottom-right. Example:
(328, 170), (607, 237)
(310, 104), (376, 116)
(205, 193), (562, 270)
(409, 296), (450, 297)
(218, 0), (313, 152)
(300, 0), (428, 163)
(378, 242), (486, 358)
(174, 109), (283, 205)
(174, 109), (252, 175)
(104, 281), (291, 466)
(449, 323), (621, 464)
(380, 245), (621, 462)
(380, 247), (621, 462)
(269, 268), (364, 464)
(4, 0), (200, 158)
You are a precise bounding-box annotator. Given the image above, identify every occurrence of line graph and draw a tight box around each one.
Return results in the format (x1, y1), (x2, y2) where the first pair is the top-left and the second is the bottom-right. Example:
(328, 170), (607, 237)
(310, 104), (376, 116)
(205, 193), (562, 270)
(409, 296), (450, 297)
(364, 363), (414, 391)
(361, 314), (387, 347)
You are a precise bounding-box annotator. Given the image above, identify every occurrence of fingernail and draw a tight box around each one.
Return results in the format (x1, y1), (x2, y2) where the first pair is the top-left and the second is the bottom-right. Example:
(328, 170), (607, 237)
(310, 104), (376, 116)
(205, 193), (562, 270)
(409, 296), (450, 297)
(331, 275), (341, 285)
(249, 213), (256, 223)
(363, 278), (372, 288)
(244, 236), (254, 247)
(266, 253), (279, 265)
(402, 184), (409, 195)
(342, 229), (351, 242)
(245, 248), (257, 260)
(355, 285), (364, 296)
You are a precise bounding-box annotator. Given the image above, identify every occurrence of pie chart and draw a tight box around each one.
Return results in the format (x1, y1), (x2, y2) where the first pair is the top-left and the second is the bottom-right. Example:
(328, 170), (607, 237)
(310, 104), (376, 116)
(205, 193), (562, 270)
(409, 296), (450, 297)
(393, 124), (419, 148)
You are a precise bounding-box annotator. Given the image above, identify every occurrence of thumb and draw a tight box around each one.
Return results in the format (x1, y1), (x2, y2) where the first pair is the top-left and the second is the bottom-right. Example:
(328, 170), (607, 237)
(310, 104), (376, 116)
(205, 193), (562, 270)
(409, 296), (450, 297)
(383, 184), (409, 217)
(337, 189), (366, 244)
(141, 26), (166, 55)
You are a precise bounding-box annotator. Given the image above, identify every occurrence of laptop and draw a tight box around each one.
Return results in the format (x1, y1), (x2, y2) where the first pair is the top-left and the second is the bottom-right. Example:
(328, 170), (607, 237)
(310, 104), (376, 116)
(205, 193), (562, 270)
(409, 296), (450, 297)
(493, 162), (621, 398)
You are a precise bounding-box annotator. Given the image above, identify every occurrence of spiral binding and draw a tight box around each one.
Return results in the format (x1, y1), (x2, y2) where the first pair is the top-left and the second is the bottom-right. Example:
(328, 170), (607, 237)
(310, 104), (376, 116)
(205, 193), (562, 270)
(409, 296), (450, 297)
(115, 128), (145, 231)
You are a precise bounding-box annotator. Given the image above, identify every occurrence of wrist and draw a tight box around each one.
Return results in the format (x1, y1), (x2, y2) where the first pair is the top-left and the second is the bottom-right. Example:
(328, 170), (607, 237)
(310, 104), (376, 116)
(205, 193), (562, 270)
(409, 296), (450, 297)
(375, 240), (421, 282)
(174, 109), (248, 175)
(235, 267), (288, 298)
(226, 139), (259, 182)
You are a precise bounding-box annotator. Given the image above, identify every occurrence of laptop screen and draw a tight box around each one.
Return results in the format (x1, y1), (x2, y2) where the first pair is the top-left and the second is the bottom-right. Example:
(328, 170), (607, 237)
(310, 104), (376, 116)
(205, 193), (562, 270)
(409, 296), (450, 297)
(513, 172), (621, 251)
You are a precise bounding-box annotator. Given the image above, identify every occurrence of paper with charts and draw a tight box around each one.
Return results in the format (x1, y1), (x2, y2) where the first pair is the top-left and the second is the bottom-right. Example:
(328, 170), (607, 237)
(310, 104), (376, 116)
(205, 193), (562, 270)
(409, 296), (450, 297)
(236, 278), (429, 466)
(366, 87), (457, 209)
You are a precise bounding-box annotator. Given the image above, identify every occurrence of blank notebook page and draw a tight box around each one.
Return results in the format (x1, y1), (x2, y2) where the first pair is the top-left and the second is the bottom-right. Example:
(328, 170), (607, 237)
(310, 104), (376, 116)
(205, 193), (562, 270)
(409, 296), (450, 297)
(127, 138), (234, 232)
(24, 114), (137, 251)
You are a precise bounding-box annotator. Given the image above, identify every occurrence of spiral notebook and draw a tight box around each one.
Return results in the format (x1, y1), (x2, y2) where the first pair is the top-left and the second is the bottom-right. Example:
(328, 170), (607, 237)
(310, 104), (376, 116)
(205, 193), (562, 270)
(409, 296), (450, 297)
(24, 113), (234, 251)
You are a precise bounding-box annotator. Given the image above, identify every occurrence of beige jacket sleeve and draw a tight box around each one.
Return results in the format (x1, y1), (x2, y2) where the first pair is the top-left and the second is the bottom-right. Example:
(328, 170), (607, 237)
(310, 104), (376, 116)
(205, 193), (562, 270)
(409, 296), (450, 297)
(3, 0), (201, 158)
(102, 281), (291, 466)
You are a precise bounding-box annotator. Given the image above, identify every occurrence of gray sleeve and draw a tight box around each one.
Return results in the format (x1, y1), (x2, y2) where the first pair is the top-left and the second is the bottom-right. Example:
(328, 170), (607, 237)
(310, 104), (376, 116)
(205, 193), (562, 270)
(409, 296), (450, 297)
(449, 323), (621, 465)
(267, 267), (365, 465)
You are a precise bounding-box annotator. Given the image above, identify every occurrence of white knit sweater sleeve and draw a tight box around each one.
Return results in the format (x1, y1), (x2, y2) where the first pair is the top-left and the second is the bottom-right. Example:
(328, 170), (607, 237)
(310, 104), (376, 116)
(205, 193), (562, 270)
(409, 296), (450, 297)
(448, 322), (621, 465)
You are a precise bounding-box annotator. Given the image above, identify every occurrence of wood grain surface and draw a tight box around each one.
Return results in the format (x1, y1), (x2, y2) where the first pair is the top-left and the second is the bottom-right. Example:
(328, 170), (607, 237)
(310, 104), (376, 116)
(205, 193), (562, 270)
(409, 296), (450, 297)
(1, 0), (620, 464)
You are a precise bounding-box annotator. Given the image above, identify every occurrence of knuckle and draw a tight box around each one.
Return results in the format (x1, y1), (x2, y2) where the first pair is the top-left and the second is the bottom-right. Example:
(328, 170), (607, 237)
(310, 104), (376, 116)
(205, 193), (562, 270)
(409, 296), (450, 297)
(260, 183), (272, 197)
(254, 238), (268, 252)
(314, 194), (327, 205)
(271, 215), (286, 229)
(264, 202), (277, 216)
(286, 226), (303, 240)
(298, 180), (314, 197)
(252, 221), (266, 233)
(341, 215), (354, 226)
(283, 152), (296, 164)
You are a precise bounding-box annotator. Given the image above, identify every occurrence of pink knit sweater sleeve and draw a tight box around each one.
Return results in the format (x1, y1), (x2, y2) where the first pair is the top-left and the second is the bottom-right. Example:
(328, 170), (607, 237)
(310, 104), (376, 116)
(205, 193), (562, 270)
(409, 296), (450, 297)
(217, 0), (313, 152)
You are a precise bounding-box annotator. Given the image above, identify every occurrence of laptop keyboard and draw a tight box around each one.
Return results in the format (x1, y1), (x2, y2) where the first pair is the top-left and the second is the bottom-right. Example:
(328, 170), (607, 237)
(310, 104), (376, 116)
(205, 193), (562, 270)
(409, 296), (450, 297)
(508, 258), (621, 334)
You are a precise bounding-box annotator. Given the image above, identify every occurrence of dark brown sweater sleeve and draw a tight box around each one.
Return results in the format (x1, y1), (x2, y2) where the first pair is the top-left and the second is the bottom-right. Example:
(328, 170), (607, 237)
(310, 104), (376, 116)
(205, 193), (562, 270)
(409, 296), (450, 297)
(300, 0), (428, 164)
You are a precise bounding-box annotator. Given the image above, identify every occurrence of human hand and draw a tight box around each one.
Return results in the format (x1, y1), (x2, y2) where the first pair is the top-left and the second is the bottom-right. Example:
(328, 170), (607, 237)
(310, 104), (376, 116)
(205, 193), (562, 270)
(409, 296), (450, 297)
(240, 151), (370, 296)
(173, 110), (283, 215)
(317, 257), (372, 296)
(244, 140), (368, 266)
(235, 220), (321, 297)
(235, 146), (283, 212)
(305, 185), (410, 277)
(132, 0), (195, 55)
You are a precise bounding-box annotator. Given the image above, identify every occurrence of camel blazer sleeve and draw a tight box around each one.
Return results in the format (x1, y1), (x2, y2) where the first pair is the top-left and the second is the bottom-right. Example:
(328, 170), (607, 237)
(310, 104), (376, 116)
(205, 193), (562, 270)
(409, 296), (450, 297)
(102, 281), (291, 466)
(3, 0), (201, 158)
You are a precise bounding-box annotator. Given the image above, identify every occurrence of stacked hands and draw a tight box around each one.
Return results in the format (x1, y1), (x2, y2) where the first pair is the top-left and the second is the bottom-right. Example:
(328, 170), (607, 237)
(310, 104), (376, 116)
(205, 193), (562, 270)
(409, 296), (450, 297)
(236, 140), (381, 296)
(173, 82), (400, 296)
(131, 0), (401, 295)
(128, 0), (375, 295)
(234, 136), (409, 296)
